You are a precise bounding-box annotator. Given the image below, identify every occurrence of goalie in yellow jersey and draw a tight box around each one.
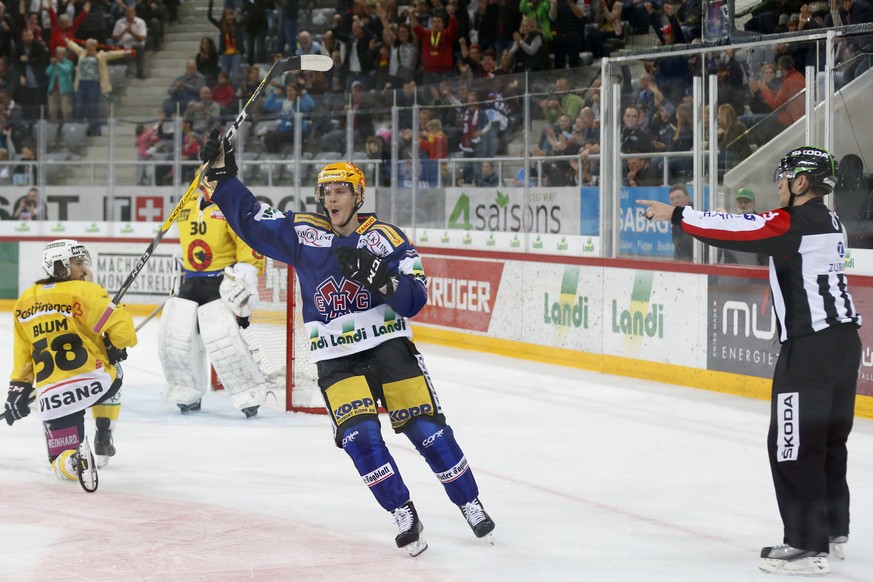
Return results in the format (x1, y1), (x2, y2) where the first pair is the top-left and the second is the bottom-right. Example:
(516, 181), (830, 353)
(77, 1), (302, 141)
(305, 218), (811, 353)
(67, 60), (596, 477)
(6, 240), (137, 492)
(157, 182), (268, 418)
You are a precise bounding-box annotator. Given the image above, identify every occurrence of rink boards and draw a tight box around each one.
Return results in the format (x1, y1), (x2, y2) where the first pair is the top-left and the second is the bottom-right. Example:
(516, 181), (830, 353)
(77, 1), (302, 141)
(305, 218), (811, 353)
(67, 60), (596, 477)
(1, 226), (872, 418)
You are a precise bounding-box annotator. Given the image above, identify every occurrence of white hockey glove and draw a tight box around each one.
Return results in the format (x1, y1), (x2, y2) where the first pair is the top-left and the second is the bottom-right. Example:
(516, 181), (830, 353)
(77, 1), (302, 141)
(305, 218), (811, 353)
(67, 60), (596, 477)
(219, 263), (260, 321)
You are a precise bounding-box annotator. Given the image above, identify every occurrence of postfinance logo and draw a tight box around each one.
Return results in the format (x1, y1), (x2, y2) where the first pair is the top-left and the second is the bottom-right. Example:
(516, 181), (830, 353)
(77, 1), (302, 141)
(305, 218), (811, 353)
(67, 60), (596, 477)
(611, 271), (664, 341)
(543, 266), (589, 329)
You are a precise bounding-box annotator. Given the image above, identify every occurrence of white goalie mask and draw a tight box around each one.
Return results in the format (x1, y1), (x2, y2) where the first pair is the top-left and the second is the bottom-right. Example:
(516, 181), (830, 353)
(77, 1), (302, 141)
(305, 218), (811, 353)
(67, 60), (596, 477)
(42, 239), (92, 279)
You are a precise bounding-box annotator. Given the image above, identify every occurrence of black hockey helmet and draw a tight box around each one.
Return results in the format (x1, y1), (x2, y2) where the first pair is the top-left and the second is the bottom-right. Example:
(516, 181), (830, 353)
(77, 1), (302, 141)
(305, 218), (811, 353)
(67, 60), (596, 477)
(774, 147), (840, 195)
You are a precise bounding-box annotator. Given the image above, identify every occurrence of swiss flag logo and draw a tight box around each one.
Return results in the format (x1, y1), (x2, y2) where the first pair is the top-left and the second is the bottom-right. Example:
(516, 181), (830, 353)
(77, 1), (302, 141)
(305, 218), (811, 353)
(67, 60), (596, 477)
(135, 196), (165, 222)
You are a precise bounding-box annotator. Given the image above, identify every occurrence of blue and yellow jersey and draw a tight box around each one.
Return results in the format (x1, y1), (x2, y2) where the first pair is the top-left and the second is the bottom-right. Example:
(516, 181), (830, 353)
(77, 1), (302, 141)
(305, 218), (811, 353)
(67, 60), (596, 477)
(12, 280), (137, 415)
(175, 192), (265, 277)
(211, 177), (428, 363)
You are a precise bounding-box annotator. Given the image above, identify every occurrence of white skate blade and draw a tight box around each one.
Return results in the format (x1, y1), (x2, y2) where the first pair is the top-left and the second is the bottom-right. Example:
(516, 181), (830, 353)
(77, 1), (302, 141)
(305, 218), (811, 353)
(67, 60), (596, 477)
(759, 555), (829, 576)
(404, 538), (428, 557)
(95, 454), (111, 469)
(829, 540), (846, 560)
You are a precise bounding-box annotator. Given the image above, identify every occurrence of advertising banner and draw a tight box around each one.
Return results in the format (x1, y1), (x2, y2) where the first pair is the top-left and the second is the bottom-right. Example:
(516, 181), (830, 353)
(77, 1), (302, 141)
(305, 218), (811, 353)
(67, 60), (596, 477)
(619, 186), (673, 257)
(0, 242), (19, 299)
(0, 187), (342, 223)
(444, 187), (581, 235)
(601, 268), (704, 367)
(850, 285), (873, 397)
(415, 257), (505, 332)
(19, 241), (179, 304)
(517, 263), (604, 353)
(580, 187), (600, 236)
(706, 277), (779, 378)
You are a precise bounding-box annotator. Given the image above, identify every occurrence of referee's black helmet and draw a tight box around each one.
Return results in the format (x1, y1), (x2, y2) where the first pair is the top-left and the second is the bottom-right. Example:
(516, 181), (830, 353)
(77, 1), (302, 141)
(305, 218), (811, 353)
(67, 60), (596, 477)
(774, 147), (840, 195)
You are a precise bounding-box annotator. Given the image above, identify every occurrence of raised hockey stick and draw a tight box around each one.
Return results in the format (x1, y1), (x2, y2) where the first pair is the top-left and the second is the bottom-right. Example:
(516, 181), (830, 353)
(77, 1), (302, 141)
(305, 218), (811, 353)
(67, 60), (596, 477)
(93, 54), (333, 333)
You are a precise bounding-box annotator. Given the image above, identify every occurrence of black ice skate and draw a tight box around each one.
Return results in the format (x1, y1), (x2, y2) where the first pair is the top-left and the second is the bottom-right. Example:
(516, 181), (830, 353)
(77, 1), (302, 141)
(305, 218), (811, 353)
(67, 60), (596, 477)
(242, 405), (259, 418)
(759, 544), (829, 576)
(393, 501), (427, 557)
(178, 400), (201, 414)
(94, 417), (115, 468)
(71, 437), (99, 493)
(459, 497), (495, 543)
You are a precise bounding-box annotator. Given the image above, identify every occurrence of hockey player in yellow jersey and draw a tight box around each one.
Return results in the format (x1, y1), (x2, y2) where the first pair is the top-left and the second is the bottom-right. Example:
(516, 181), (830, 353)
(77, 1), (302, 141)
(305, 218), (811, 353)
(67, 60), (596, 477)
(5, 240), (137, 492)
(158, 184), (268, 417)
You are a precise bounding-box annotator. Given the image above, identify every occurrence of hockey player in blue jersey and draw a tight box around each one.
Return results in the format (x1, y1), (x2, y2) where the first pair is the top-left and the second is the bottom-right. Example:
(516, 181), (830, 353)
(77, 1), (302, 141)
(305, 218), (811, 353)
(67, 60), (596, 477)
(198, 132), (495, 556)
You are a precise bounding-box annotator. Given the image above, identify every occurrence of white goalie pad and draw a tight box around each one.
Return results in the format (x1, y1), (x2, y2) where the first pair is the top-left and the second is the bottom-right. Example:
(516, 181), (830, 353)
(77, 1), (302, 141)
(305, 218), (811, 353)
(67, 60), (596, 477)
(197, 300), (268, 410)
(158, 297), (207, 405)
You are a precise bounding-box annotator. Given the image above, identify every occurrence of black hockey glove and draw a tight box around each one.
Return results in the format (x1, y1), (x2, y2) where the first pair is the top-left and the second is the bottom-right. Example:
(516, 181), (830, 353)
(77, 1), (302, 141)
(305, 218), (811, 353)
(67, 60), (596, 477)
(103, 334), (128, 365)
(200, 129), (238, 182)
(5, 381), (34, 426)
(335, 246), (394, 295)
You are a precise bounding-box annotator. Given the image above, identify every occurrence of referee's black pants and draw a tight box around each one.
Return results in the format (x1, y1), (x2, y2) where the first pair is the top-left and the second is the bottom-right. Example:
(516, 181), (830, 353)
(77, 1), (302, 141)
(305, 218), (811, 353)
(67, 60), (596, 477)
(768, 323), (860, 553)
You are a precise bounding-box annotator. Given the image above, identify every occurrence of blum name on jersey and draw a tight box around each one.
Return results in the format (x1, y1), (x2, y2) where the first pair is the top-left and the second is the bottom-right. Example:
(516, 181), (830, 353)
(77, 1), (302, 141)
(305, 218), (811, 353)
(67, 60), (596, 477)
(12, 279), (137, 420)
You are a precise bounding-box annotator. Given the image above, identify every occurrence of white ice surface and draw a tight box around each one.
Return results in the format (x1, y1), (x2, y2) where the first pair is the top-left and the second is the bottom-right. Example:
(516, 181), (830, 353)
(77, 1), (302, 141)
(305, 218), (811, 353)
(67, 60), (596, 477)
(1, 316), (872, 581)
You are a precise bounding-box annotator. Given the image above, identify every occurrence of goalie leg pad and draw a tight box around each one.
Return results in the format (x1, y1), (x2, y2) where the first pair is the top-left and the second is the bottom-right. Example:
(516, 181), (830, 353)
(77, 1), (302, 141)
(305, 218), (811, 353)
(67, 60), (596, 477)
(340, 419), (411, 512)
(404, 418), (479, 506)
(197, 300), (268, 410)
(158, 297), (207, 406)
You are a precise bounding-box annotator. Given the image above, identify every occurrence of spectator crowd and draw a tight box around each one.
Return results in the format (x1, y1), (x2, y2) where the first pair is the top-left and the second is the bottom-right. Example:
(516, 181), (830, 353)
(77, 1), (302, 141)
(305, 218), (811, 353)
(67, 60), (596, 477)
(2, 0), (872, 191)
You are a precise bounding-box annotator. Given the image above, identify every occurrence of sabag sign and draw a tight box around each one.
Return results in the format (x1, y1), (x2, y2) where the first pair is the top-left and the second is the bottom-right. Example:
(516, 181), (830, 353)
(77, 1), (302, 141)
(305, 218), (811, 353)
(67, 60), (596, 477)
(444, 187), (581, 235)
(619, 186), (672, 257)
(707, 277), (779, 378)
(619, 186), (711, 258)
(416, 257), (504, 332)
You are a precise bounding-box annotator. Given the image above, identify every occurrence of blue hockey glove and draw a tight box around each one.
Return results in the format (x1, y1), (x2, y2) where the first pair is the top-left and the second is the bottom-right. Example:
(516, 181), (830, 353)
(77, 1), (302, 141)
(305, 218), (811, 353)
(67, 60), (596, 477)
(335, 246), (393, 295)
(5, 381), (34, 426)
(200, 129), (237, 182)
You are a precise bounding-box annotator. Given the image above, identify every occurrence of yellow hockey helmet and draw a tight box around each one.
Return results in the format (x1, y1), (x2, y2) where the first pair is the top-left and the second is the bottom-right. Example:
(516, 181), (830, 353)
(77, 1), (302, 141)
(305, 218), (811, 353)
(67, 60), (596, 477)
(315, 162), (366, 210)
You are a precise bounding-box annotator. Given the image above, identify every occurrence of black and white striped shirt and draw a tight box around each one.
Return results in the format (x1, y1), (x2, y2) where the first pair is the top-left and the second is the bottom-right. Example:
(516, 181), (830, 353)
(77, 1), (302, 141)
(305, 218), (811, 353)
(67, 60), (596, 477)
(674, 197), (862, 342)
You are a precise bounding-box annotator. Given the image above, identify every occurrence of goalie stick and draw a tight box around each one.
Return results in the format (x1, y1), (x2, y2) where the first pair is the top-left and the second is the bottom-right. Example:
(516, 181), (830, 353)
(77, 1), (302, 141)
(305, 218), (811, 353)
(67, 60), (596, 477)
(134, 301), (166, 332)
(92, 54), (333, 333)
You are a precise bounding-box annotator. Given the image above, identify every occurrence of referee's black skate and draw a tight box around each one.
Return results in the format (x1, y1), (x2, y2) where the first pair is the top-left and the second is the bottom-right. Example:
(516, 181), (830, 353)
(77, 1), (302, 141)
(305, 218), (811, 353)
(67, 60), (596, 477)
(759, 544), (829, 576)
(94, 417), (115, 468)
(393, 501), (427, 557)
(459, 497), (495, 543)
